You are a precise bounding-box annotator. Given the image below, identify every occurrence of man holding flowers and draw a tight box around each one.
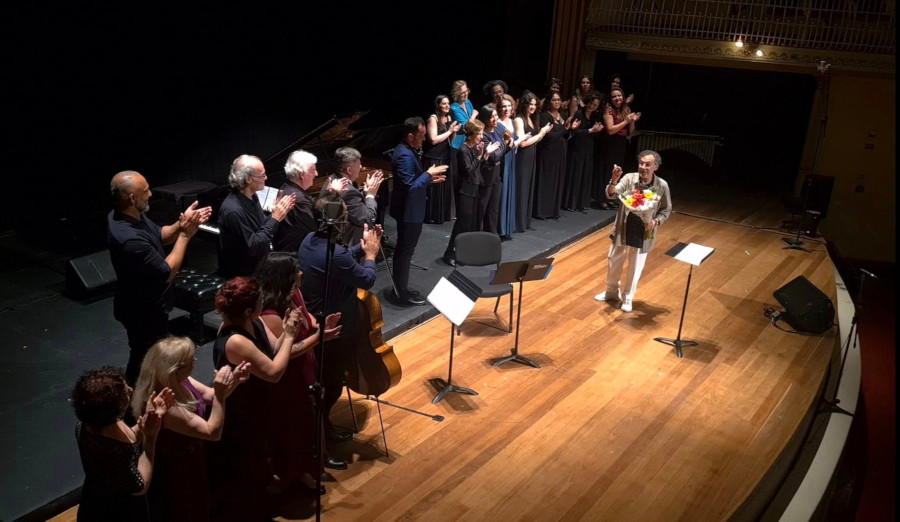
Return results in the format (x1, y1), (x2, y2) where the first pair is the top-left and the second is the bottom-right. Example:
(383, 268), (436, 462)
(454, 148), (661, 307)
(595, 150), (671, 312)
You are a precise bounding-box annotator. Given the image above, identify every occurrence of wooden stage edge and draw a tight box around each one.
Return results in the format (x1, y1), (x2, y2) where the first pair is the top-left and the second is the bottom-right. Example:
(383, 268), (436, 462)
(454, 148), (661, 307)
(50, 205), (859, 522)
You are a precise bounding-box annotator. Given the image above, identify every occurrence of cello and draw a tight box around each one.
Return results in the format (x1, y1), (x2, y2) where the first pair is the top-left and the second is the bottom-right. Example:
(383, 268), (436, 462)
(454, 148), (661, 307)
(345, 288), (402, 397)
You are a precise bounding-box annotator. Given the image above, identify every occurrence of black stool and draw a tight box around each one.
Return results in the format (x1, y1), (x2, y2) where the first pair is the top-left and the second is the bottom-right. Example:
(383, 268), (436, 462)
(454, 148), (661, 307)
(171, 269), (226, 343)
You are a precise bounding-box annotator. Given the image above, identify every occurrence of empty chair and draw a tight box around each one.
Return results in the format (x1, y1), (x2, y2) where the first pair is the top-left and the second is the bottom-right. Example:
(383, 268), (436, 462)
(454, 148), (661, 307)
(452, 231), (513, 334)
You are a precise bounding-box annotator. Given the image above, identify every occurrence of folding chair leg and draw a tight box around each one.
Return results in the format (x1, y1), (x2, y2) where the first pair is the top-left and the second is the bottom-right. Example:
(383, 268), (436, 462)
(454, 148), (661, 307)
(494, 296), (501, 313)
(508, 293), (514, 332)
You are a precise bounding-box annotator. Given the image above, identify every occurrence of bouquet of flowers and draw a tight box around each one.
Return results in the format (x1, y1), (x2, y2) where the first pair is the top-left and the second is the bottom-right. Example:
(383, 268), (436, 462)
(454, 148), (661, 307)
(619, 187), (662, 239)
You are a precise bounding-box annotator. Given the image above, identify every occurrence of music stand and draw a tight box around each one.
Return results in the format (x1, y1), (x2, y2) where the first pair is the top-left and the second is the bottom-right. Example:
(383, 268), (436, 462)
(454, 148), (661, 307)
(654, 242), (715, 358)
(427, 271), (482, 404)
(490, 258), (554, 368)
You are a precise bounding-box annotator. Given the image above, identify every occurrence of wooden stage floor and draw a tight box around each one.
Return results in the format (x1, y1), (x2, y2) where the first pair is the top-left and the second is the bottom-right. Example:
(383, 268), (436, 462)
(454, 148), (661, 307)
(51, 187), (840, 522)
(286, 195), (839, 521)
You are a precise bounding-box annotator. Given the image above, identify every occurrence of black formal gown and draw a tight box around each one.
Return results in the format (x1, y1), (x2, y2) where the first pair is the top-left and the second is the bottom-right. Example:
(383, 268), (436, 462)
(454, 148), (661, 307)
(563, 109), (601, 211)
(514, 119), (538, 232)
(423, 117), (454, 224)
(533, 111), (568, 219)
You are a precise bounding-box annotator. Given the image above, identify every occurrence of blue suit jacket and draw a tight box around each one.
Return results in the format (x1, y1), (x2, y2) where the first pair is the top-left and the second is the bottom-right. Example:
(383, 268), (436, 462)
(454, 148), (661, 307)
(389, 142), (432, 223)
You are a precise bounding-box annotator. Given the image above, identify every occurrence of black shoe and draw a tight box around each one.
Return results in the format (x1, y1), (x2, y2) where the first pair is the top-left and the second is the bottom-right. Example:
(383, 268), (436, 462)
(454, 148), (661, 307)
(324, 457), (349, 470)
(441, 254), (456, 267)
(396, 292), (427, 306)
(500, 235), (513, 241)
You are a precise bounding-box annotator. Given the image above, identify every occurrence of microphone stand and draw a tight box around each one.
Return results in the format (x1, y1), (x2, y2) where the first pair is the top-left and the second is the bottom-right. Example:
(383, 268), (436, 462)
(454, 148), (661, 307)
(311, 210), (344, 522)
(782, 176), (813, 252)
(819, 268), (873, 417)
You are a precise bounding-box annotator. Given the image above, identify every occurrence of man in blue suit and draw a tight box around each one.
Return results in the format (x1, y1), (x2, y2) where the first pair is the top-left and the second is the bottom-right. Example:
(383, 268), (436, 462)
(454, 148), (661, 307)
(389, 116), (448, 306)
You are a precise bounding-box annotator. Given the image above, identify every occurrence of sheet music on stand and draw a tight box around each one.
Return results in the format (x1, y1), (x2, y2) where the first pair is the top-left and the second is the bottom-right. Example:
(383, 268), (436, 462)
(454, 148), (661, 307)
(256, 185), (279, 212)
(656, 242), (715, 358)
(427, 271), (483, 404)
(427, 270), (482, 326)
(666, 242), (714, 266)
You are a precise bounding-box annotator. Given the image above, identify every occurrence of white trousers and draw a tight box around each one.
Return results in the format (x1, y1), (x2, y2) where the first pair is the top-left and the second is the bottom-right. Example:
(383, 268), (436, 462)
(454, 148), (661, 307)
(605, 244), (647, 301)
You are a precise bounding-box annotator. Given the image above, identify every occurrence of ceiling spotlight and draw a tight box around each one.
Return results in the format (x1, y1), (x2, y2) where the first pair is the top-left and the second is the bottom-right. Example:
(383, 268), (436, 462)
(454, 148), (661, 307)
(755, 49), (763, 57)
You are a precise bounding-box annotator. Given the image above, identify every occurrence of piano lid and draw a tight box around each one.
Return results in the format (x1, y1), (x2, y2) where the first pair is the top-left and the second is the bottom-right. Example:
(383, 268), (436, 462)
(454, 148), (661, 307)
(263, 110), (402, 175)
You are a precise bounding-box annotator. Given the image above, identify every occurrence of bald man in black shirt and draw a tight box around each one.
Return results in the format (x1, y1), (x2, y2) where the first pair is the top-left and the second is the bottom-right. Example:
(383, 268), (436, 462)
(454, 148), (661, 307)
(107, 170), (210, 384)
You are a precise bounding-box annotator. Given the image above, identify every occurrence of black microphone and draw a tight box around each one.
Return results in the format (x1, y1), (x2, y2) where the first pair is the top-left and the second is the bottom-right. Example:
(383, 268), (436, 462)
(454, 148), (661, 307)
(382, 148), (395, 157)
(859, 268), (878, 280)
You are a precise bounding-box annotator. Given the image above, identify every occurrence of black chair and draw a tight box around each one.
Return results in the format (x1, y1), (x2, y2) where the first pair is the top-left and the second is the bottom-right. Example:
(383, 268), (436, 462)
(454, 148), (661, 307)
(453, 231), (513, 335)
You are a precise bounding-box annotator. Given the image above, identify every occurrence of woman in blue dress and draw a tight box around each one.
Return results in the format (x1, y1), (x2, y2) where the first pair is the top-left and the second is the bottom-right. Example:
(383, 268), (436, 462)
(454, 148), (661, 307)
(497, 94), (526, 240)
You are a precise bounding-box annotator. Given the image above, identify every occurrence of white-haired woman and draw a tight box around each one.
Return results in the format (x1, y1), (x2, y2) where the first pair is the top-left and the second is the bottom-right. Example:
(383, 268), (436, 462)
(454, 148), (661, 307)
(131, 337), (249, 521)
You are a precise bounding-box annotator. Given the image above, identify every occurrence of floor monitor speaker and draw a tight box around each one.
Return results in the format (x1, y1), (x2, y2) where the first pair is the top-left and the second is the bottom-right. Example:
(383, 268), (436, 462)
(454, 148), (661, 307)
(773, 275), (834, 334)
(66, 250), (117, 297)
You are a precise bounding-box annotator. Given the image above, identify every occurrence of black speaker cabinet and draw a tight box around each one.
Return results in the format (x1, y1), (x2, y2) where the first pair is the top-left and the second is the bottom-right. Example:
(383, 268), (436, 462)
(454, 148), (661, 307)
(773, 276), (835, 334)
(66, 250), (117, 297)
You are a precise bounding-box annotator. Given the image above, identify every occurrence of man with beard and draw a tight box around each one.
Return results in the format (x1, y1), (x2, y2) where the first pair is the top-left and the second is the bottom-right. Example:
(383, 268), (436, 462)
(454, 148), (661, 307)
(219, 154), (296, 277)
(107, 170), (211, 384)
(595, 150), (671, 313)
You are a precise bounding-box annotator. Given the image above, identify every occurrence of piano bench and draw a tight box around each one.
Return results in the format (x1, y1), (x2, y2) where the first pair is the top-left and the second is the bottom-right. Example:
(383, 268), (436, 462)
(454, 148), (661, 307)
(172, 269), (226, 343)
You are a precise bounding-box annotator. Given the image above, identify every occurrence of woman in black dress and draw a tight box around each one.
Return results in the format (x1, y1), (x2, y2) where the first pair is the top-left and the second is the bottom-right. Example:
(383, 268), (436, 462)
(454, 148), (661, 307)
(207, 276), (306, 521)
(563, 90), (604, 212)
(71, 367), (172, 522)
(534, 91), (578, 220)
(424, 95), (461, 224)
(513, 92), (551, 232)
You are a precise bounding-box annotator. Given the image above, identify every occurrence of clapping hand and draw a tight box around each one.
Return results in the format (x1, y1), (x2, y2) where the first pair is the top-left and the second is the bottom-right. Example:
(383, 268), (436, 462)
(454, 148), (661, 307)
(361, 223), (383, 259)
(213, 362), (250, 400)
(485, 141), (501, 155)
(540, 122), (552, 136)
(590, 122), (603, 133)
(625, 93), (635, 105)
(271, 193), (297, 221)
(449, 121), (462, 133)
(183, 201), (212, 225)
(570, 118), (581, 130)
(363, 170), (384, 196)
(283, 308), (302, 338)
(427, 164), (448, 184)
(178, 206), (203, 238)
(329, 177), (350, 194)
(139, 387), (173, 441)
(324, 312), (342, 341)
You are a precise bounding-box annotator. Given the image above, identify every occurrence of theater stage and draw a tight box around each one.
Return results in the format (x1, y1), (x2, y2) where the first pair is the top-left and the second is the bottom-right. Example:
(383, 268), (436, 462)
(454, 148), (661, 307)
(6, 179), (851, 521)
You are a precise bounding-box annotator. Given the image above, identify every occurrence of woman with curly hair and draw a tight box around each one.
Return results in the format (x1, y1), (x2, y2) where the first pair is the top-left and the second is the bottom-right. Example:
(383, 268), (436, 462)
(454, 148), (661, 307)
(131, 338), (249, 521)
(601, 87), (641, 209)
(72, 366), (172, 521)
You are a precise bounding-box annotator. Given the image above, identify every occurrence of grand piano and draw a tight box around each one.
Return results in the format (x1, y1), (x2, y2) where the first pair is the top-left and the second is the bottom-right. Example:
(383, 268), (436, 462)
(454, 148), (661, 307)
(197, 111), (401, 236)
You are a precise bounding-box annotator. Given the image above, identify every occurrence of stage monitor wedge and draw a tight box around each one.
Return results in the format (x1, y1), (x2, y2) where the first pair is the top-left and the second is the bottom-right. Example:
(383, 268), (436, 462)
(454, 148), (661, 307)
(66, 250), (117, 299)
(773, 275), (834, 334)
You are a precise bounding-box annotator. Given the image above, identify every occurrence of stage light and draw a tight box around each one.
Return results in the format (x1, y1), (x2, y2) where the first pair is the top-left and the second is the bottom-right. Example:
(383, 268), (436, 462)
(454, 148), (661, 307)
(756, 49), (763, 57)
(735, 38), (743, 48)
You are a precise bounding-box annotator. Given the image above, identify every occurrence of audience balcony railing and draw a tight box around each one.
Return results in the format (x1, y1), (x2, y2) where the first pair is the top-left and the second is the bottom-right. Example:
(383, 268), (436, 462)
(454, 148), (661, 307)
(587, 0), (895, 55)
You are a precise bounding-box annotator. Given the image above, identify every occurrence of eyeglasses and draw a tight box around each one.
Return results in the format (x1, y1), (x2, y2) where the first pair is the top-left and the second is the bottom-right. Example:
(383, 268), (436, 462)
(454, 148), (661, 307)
(461, 89), (470, 95)
(250, 172), (267, 179)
